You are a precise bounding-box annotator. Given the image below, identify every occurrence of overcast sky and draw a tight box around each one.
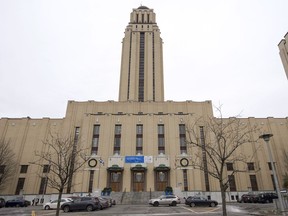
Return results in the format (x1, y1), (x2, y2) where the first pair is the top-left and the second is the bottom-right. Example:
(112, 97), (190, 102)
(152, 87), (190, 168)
(0, 0), (287, 119)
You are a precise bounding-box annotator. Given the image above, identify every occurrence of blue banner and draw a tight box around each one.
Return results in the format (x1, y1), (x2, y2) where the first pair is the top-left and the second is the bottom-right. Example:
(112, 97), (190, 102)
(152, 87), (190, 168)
(125, 156), (144, 163)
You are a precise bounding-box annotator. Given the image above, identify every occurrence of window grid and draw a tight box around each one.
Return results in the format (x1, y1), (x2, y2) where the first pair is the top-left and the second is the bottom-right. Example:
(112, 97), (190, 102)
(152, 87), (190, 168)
(158, 124), (165, 154)
(136, 124), (143, 154)
(15, 178), (25, 195)
(114, 125), (122, 155)
(91, 125), (100, 155)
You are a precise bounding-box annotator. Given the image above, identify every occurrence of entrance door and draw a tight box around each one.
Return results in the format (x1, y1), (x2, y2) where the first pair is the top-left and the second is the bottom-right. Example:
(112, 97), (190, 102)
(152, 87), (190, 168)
(155, 170), (169, 191)
(132, 171), (145, 192)
(109, 171), (122, 192)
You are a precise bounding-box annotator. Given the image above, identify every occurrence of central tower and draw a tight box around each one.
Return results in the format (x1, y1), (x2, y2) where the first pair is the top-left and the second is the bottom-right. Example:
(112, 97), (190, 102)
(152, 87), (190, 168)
(118, 6), (164, 102)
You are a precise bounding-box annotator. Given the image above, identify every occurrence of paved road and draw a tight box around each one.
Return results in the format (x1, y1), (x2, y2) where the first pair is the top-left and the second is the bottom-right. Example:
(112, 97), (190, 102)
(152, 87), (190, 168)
(0, 203), (282, 216)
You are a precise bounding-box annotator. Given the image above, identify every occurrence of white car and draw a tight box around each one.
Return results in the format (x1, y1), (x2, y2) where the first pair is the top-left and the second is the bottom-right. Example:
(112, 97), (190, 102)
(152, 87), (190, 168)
(149, 195), (181, 207)
(43, 198), (72, 210)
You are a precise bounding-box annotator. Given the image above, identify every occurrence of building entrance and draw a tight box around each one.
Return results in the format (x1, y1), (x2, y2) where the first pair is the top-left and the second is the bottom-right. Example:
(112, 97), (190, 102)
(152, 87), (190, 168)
(108, 171), (122, 192)
(132, 171), (146, 192)
(155, 170), (169, 191)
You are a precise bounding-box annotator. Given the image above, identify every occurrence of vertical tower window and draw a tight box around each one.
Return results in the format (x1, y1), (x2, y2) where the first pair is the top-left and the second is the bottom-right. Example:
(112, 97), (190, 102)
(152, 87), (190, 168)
(88, 170), (95, 193)
(249, 175), (258, 191)
(38, 177), (48, 195)
(200, 126), (210, 191)
(179, 124), (187, 154)
(114, 125), (122, 155)
(136, 124), (143, 154)
(228, 175), (237, 191)
(15, 178), (25, 195)
(158, 124), (165, 154)
(247, 162), (255, 171)
(91, 125), (100, 155)
(183, 169), (188, 191)
(138, 32), (145, 102)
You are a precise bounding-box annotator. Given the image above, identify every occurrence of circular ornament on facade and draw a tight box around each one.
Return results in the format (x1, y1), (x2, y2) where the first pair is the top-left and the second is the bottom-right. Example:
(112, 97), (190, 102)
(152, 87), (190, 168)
(180, 158), (189, 167)
(88, 158), (97, 168)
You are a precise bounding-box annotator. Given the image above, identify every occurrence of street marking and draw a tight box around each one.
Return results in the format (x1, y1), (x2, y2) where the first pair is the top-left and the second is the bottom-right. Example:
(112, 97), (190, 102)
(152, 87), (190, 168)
(181, 205), (221, 214)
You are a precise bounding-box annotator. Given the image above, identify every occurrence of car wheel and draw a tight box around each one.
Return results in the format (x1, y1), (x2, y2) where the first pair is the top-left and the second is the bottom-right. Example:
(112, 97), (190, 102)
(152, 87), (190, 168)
(63, 206), (70, 213)
(190, 202), (195, 207)
(153, 202), (159, 207)
(86, 205), (93, 212)
(44, 205), (50, 210)
(171, 201), (177, 206)
(210, 202), (216, 207)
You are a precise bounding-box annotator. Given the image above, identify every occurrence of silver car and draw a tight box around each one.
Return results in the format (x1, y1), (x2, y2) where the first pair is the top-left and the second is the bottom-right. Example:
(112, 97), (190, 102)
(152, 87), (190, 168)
(43, 198), (72, 210)
(149, 195), (181, 207)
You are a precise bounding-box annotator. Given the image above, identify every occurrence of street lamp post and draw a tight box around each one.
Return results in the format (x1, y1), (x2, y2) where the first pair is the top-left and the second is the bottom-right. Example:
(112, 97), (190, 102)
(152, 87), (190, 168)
(259, 133), (285, 214)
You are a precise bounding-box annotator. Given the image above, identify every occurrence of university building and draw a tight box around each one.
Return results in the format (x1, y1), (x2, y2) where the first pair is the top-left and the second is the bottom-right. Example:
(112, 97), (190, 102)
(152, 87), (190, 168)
(1, 6), (288, 201)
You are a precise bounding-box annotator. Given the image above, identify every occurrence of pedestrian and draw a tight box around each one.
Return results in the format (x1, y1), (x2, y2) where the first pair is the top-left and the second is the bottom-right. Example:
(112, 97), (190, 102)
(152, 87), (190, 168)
(35, 198), (39, 206)
(32, 198), (35, 206)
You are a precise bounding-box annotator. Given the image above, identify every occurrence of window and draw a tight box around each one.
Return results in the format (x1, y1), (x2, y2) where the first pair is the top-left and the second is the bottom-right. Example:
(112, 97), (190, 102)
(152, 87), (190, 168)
(199, 126), (210, 191)
(271, 175), (276, 190)
(228, 175), (237, 191)
(20, 165), (28, 173)
(38, 177), (47, 194)
(88, 170), (95, 193)
(43, 165), (50, 173)
(158, 124), (165, 154)
(114, 125), (122, 155)
(0, 165), (5, 174)
(138, 32), (145, 102)
(136, 125), (143, 154)
(15, 178), (25, 195)
(226, 163), (234, 171)
(247, 162), (255, 171)
(91, 125), (100, 155)
(249, 175), (258, 191)
(179, 124), (187, 154)
(74, 127), (80, 144)
(268, 162), (273, 170)
(183, 169), (188, 191)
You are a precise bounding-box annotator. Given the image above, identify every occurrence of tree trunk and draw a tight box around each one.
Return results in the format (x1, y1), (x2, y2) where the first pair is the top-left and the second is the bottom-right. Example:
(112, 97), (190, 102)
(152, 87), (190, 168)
(55, 187), (64, 216)
(220, 184), (227, 216)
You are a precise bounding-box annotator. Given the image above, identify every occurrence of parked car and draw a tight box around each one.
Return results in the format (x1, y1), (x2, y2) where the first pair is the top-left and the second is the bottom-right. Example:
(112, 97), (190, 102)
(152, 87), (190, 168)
(100, 196), (115, 207)
(98, 197), (110, 209)
(5, 199), (30, 207)
(238, 194), (259, 203)
(0, 198), (5, 208)
(257, 192), (278, 203)
(185, 196), (218, 207)
(43, 198), (72, 210)
(61, 197), (100, 212)
(149, 195), (181, 207)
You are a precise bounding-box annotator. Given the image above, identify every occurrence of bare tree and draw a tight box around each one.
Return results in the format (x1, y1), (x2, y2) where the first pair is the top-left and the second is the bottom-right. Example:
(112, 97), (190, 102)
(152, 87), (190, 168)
(186, 108), (260, 216)
(282, 150), (288, 189)
(33, 133), (89, 216)
(0, 139), (16, 192)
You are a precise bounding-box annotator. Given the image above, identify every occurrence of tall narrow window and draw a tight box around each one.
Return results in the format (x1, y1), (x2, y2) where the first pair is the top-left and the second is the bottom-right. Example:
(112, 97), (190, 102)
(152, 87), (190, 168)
(114, 125), (122, 155)
(249, 175), (259, 191)
(91, 125), (100, 155)
(271, 175), (276, 190)
(228, 175), (237, 191)
(183, 169), (188, 191)
(138, 32), (145, 102)
(158, 124), (165, 154)
(88, 170), (95, 193)
(38, 177), (47, 194)
(136, 124), (143, 154)
(15, 178), (25, 195)
(179, 124), (187, 154)
(268, 162), (273, 170)
(200, 126), (210, 191)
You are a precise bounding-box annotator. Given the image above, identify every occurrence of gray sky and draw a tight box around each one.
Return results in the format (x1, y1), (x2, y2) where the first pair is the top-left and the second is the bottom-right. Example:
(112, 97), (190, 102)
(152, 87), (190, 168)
(0, 0), (287, 118)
